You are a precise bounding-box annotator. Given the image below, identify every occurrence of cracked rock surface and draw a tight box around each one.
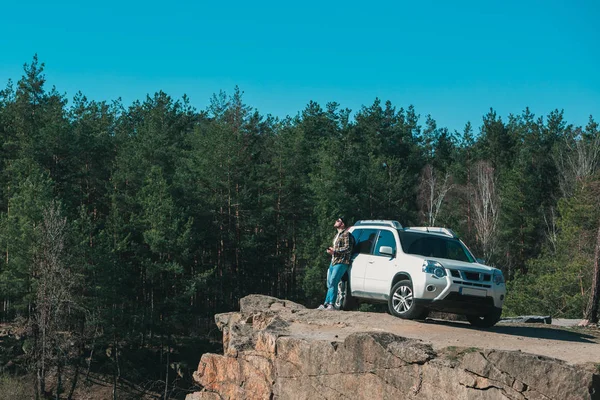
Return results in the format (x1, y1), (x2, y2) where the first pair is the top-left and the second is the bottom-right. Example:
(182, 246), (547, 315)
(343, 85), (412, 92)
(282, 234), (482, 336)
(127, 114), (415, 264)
(188, 295), (600, 400)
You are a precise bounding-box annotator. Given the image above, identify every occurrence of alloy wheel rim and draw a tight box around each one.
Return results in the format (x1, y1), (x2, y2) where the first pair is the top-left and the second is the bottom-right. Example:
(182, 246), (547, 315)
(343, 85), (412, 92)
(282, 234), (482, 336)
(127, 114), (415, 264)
(335, 281), (346, 308)
(392, 285), (413, 313)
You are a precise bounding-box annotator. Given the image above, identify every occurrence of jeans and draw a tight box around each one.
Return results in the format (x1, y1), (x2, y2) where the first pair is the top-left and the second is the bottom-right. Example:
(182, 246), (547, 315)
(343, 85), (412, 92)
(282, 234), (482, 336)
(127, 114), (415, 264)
(324, 263), (349, 305)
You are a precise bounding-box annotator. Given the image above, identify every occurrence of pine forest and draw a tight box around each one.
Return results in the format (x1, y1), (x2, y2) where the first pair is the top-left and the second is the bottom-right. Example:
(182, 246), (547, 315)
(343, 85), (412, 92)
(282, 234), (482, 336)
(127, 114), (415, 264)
(1, 56), (599, 398)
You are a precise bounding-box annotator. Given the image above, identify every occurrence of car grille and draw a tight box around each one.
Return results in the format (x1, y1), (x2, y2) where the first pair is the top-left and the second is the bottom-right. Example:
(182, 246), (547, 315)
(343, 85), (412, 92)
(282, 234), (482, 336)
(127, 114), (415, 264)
(454, 280), (491, 288)
(449, 269), (492, 289)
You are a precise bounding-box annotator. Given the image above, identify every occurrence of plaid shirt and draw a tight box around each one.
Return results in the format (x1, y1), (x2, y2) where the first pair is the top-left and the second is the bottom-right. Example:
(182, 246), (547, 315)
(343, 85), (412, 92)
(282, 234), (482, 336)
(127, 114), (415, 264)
(331, 229), (354, 265)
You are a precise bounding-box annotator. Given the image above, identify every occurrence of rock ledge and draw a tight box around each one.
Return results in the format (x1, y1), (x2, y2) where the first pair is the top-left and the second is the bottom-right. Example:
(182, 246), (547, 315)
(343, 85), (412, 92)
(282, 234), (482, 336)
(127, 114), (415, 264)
(188, 295), (599, 400)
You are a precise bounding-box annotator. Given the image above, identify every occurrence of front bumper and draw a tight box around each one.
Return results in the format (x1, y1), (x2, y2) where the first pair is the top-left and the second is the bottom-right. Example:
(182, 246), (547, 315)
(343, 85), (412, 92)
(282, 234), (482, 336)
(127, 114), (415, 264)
(415, 293), (501, 316)
(413, 270), (506, 314)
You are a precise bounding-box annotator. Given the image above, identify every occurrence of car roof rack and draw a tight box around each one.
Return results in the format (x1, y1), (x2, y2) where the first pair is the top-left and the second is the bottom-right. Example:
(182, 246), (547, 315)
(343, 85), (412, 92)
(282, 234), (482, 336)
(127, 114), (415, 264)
(406, 226), (457, 238)
(354, 220), (403, 229)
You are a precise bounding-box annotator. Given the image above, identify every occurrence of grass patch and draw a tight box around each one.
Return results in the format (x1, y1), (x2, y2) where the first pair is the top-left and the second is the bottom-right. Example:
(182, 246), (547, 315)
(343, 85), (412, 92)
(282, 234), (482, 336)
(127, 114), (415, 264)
(0, 374), (35, 400)
(442, 346), (482, 362)
(464, 347), (480, 353)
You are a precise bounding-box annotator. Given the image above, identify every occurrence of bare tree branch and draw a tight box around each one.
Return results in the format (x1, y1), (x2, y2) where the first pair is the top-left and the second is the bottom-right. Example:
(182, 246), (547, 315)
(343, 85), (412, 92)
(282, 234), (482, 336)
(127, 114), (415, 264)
(417, 165), (454, 226)
(555, 127), (600, 198)
(470, 161), (500, 261)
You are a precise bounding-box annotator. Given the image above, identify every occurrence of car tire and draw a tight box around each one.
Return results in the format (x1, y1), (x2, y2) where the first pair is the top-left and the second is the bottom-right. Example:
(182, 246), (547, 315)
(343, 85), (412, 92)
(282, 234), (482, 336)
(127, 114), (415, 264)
(388, 280), (427, 319)
(335, 276), (358, 311)
(466, 308), (502, 328)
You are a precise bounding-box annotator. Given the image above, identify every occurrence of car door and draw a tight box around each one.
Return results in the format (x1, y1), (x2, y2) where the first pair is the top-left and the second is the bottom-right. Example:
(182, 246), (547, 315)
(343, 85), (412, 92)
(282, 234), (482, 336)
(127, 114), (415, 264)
(348, 228), (378, 295)
(363, 229), (398, 299)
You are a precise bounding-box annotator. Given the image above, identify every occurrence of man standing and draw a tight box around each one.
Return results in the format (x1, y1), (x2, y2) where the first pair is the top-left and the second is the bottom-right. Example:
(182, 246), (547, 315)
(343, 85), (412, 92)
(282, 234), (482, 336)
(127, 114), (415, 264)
(318, 217), (354, 310)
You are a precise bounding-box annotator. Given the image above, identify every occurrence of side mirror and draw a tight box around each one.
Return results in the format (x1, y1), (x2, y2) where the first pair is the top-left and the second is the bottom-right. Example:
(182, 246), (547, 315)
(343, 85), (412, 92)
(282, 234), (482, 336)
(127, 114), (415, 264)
(379, 246), (394, 257)
(476, 258), (485, 264)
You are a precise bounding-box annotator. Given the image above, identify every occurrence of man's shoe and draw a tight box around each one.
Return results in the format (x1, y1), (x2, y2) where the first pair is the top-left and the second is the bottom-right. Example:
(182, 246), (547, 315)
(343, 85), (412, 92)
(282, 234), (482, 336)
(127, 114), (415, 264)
(317, 304), (326, 310)
(325, 304), (335, 311)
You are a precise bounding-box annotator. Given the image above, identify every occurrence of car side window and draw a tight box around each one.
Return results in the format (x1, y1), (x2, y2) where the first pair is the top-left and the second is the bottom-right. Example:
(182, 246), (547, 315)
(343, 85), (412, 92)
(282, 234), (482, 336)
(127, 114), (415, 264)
(352, 229), (378, 255)
(374, 230), (396, 257)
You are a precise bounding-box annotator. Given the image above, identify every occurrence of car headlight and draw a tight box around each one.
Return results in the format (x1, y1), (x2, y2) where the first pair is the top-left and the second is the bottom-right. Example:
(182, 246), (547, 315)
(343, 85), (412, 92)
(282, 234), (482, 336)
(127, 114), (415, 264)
(493, 269), (505, 285)
(422, 260), (446, 278)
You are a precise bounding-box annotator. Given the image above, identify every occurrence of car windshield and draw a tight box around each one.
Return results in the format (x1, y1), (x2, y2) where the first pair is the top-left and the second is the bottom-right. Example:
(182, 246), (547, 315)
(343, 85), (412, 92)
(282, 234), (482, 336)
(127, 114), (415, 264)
(397, 231), (475, 263)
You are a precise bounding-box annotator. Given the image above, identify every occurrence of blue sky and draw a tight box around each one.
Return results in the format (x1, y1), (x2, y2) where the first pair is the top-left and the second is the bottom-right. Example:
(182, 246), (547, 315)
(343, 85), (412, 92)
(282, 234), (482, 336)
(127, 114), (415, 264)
(1, 0), (598, 132)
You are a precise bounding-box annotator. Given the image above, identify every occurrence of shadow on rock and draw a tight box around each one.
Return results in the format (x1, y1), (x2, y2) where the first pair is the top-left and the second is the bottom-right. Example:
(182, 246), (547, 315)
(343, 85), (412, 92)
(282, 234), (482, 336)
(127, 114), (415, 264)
(424, 318), (598, 343)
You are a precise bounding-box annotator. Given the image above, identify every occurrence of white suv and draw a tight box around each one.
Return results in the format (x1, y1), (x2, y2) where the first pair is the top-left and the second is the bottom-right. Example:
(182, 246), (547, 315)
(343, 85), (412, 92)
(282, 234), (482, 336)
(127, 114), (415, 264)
(336, 220), (506, 327)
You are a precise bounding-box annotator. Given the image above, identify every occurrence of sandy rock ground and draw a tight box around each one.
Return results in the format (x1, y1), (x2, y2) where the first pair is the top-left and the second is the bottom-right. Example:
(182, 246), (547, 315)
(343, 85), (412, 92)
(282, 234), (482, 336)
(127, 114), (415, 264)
(195, 297), (600, 400)
(277, 307), (600, 366)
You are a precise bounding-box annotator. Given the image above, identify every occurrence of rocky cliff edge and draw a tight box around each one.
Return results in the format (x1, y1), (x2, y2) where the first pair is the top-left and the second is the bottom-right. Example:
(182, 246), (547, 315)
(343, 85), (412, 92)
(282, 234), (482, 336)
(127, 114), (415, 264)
(187, 295), (600, 400)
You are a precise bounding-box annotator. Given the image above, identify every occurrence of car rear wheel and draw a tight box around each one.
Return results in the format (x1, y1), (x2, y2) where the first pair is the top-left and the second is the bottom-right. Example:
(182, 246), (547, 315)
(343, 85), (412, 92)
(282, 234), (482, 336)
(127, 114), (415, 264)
(388, 280), (428, 319)
(335, 277), (358, 311)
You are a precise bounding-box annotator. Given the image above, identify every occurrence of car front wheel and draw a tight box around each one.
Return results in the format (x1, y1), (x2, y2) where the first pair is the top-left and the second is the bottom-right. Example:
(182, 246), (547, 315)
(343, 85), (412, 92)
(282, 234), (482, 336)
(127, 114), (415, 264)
(388, 280), (428, 319)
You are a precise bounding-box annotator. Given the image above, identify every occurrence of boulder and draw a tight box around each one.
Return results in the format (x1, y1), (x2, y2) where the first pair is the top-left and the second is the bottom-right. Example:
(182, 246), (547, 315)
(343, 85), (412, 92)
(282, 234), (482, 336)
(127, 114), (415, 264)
(499, 315), (552, 324)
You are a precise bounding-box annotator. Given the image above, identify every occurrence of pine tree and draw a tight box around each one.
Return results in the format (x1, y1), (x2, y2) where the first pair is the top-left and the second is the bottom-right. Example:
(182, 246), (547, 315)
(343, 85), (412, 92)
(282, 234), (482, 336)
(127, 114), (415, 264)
(0, 159), (54, 319)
